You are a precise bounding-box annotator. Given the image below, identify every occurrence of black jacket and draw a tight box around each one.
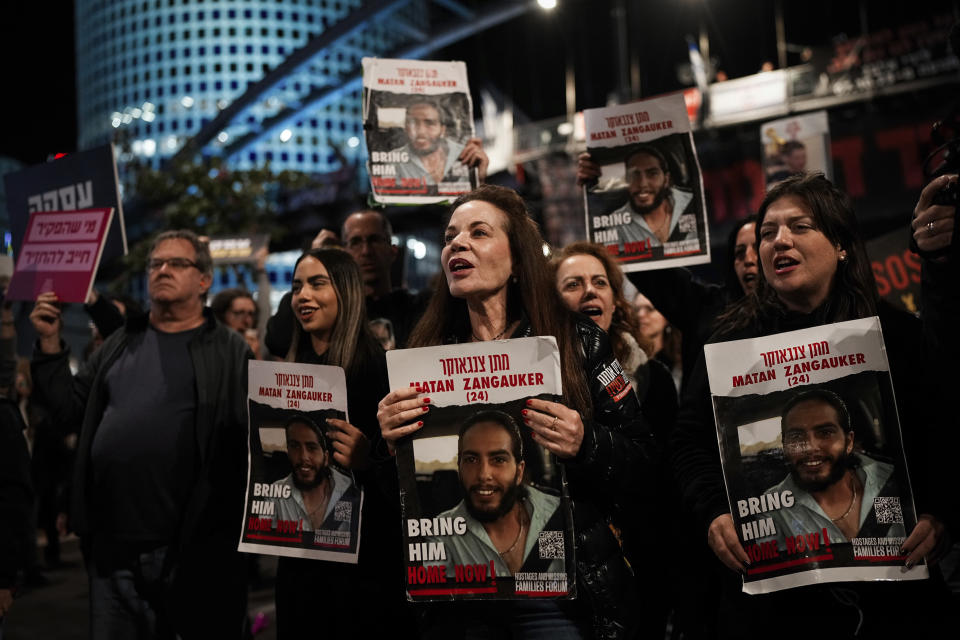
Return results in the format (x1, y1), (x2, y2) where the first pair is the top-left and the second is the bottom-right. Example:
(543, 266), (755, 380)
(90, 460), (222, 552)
(31, 308), (251, 633)
(0, 397), (33, 591)
(671, 301), (953, 637)
(503, 316), (658, 639)
(628, 268), (741, 390)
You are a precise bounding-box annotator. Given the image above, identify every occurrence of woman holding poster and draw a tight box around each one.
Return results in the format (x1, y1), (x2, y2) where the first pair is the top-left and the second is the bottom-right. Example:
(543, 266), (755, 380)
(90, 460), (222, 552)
(673, 173), (953, 636)
(378, 185), (657, 639)
(270, 248), (413, 637)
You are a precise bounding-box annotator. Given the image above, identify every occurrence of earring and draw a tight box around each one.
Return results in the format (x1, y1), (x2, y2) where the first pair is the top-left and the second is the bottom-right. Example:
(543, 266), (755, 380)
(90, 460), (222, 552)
(511, 275), (518, 283)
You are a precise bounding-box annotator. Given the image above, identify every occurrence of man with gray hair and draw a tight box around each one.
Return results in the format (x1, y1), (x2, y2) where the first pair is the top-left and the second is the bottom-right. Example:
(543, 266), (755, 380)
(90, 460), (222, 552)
(30, 229), (251, 637)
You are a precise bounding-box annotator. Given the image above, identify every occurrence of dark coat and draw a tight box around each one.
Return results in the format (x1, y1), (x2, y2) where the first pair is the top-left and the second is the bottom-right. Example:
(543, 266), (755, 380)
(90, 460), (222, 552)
(670, 301), (954, 637)
(31, 308), (252, 634)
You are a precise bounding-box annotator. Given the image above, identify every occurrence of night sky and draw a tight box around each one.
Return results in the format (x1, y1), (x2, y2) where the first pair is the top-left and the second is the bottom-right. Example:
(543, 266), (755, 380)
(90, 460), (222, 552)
(1, 0), (956, 166)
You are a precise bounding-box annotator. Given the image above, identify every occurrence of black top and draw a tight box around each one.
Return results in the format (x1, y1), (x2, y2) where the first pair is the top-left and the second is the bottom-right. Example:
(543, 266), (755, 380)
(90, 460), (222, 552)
(91, 326), (202, 542)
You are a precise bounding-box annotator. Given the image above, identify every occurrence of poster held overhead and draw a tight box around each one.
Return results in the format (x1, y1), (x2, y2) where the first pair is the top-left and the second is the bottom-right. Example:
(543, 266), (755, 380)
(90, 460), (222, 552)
(6, 207), (114, 303)
(760, 111), (832, 190)
(583, 93), (710, 272)
(362, 57), (477, 205)
(3, 144), (128, 262)
(704, 317), (925, 594)
(387, 337), (576, 601)
(238, 360), (363, 563)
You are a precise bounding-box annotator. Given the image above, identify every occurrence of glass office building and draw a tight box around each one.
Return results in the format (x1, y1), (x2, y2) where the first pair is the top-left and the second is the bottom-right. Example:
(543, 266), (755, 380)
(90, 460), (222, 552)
(75, 0), (420, 173)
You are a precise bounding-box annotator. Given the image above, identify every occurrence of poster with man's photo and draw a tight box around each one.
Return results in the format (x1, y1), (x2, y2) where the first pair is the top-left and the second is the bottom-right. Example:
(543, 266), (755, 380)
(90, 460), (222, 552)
(386, 337), (576, 601)
(583, 93), (710, 272)
(238, 361), (363, 563)
(705, 317), (925, 594)
(362, 57), (476, 205)
(760, 110), (832, 189)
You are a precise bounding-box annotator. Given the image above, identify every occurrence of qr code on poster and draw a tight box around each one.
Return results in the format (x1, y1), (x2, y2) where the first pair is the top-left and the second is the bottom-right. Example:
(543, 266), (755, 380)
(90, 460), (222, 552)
(874, 497), (903, 524)
(334, 501), (352, 522)
(538, 531), (564, 560)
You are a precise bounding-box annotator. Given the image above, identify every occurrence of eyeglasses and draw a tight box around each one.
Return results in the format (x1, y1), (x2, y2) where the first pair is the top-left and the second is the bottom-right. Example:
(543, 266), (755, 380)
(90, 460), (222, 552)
(346, 235), (389, 250)
(147, 257), (200, 271)
(227, 309), (256, 318)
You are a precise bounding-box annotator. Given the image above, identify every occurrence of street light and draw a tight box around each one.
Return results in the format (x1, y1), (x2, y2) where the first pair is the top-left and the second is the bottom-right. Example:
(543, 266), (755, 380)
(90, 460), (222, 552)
(537, 0), (557, 10)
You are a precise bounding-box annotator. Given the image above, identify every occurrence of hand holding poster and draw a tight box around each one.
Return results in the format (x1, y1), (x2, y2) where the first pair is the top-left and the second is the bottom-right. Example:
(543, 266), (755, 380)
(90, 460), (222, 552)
(386, 337), (576, 600)
(6, 208), (114, 303)
(362, 57), (477, 204)
(704, 318), (926, 594)
(583, 93), (710, 271)
(238, 361), (363, 563)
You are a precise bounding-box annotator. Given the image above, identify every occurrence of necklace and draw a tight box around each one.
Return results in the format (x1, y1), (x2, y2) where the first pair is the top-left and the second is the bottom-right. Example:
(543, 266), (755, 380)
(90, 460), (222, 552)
(497, 509), (526, 556)
(472, 326), (509, 342)
(830, 475), (858, 522)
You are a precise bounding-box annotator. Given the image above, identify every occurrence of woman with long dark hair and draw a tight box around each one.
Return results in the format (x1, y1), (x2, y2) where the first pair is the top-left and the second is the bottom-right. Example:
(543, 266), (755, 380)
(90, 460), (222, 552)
(377, 185), (656, 639)
(269, 248), (413, 637)
(673, 172), (953, 637)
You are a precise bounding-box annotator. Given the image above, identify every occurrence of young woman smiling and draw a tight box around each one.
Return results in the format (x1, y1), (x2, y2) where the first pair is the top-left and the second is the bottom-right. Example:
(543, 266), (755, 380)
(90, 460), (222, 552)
(268, 248), (414, 638)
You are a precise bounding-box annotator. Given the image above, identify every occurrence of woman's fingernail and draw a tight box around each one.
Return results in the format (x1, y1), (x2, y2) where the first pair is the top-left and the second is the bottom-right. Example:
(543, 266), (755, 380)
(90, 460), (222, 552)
(422, 406), (429, 412)
(422, 397), (431, 404)
(525, 399), (532, 406)
(417, 421), (423, 427)
(521, 409), (528, 416)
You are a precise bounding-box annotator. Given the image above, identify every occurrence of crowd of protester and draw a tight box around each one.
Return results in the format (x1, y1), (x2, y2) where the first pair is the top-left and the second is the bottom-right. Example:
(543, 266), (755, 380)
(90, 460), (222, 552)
(0, 135), (957, 640)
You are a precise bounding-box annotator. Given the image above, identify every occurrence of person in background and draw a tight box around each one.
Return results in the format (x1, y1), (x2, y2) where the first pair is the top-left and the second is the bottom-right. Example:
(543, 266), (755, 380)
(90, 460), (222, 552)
(0, 293), (34, 623)
(369, 317), (396, 351)
(633, 292), (683, 392)
(211, 288), (261, 358)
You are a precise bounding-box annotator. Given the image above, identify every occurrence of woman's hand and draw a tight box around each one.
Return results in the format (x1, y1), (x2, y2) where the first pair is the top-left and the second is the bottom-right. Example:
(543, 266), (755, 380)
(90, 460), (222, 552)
(459, 137), (489, 183)
(901, 513), (950, 569)
(576, 152), (601, 186)
(325, 418), (370, 470)
(912, 174), (957, 256)
(522, 398), (584, 459)
(707, 513), (751, 573)
(377, 387), (429, 453)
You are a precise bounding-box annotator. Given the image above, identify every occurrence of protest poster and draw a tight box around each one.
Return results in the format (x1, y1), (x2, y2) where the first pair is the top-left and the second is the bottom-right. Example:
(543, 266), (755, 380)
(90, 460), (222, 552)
(208, 233), (270, 265)
(6, 208), (114, 303)
(386, 337), (576, 601)
(3, 144), (128, 262)
(760, 110), (832, 189)
(583, 93), (710, 272)
(238, 361), (363, 563)
(867, 229), (921, 314)
(704, 317), (925, 594)
(362, 57), (476, 205)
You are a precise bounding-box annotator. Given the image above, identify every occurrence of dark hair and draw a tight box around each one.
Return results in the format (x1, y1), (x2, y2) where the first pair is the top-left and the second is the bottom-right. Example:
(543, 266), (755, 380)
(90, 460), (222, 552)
(288, 248), (382, 376)
(781, 388), (851, 434)
(724, 214), (758, 295)
(714, 173), (877, 334)
(551, 241), (654, 361)
(210, 288), (256, 325)
(624, 144), (669, 174)
(406, 97), (449, 127)
(408, 185), (591, 416)
(458, 410), (523, 461)
(151, 229), (213, 277)
(284, 414), (330, 453)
